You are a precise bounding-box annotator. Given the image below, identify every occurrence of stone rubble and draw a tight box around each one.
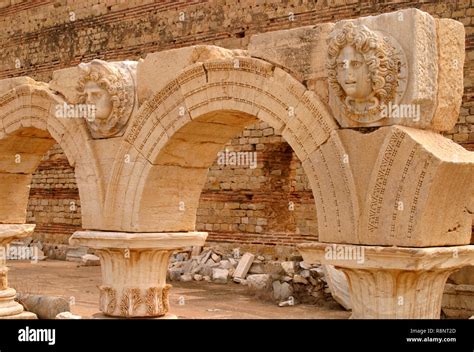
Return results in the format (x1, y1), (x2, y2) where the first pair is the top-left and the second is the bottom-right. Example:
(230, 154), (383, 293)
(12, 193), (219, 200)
(81, 254), (100, 266)
(56, 311), (82, 319)
(167, 247), (338, 307)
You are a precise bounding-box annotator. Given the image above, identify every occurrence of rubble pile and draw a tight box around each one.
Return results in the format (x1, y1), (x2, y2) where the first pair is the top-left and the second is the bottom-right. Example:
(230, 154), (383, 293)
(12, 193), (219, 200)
(168, 246), (340, 308)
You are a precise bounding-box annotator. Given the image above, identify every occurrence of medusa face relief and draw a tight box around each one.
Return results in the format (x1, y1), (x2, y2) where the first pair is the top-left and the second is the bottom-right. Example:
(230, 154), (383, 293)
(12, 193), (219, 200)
(83, 81), (113, 121)
(336, 45), (373, 100)
(327, 22), (402, 123)
(77, 59), (137, 139)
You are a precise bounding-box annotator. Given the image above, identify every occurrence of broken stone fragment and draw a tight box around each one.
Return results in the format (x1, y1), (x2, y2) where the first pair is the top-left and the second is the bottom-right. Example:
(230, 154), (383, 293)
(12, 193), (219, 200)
(246, 274), (271, 291)
(56, 311), (82, 319)
(16, 294), (70, 320)
(272, 281), (293, 301)
(212, 268), (229, 284)
(281, 261), (296, 276)
(180, 274), (193, 282)
(233, 253), (255, 279)
(81, 254), (100, 266)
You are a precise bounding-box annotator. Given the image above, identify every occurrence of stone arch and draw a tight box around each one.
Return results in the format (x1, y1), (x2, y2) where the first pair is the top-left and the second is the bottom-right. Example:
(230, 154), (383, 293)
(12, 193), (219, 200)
(103, 57), (359, 240)
(0, 81), (104, 228)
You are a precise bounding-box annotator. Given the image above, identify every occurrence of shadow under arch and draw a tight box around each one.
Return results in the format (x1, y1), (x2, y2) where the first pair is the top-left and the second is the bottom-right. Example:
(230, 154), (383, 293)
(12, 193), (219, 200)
(0, 82), (104, 228)
(104, 57), (359, 241)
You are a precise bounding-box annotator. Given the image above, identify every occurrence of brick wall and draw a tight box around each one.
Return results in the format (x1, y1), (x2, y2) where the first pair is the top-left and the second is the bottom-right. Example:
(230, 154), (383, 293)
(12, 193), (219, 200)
(26, 144), (82, 247)
(197, 122), (318, 246)
(0, 0), (471, 248)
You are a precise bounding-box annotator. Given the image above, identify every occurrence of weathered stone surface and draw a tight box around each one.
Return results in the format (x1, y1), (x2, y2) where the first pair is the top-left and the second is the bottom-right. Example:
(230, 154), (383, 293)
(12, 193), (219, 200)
(449, 266), (474, 286)
(0, 173), (33, 224)
(293, 275), (308, 285)
(248, 9), (463, 132)
(233, 253), (254, 279)
(326, 9), (463, 131)
(16, 294), (69, 319)
(249, 23), (334, 99)
(246, 274), (271, 291)
(442, 284), (474, 319)
(314, 126), (474, 246)
(212, 268), (229, 284)
(219, 260), (233, 270)
(323, 265), (351, 310)
(281, 261), (296, 276)
(272, 281), (293, 301)
(66, 247), (88, 262)
(168, 268), (184, 282)
(298, 242), (474, 318)
(69, 231), (207, 317)
(56, 311), (82, 319)
(180, 274), (193, 282)
(137, 45), (247, 104)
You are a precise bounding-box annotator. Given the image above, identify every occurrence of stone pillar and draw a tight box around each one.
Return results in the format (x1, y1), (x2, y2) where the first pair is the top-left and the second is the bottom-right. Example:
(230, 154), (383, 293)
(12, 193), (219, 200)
(0, 224), (37, 319)
(298, 242), (474, 319)
(70, 231), (207, 318)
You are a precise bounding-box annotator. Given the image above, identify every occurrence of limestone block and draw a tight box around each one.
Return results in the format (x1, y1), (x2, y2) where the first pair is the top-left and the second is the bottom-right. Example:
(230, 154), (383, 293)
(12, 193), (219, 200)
(432, 19), (465, 131)
(315, 125), (474, 247)
(49, 67), (82, 104)
(0, 77), (37, 95)
(246, 274), (271, 291)
(138, 45), (248, 104)
(212, 268), (229, 284)
(15, 294), (70, 319)
(0, 173), (33, 223)
(233, 252), (254, 279)
(0, 128), (55, 174)
(282, 90), (337, 163)
(89, 137), (123, 191)
(248, 23), (335, 100)
(133, 164), (210, 232)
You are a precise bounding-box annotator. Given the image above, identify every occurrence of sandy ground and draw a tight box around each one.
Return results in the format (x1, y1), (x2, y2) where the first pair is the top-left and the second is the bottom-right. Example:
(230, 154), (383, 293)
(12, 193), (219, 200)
(7, 260), (350, 319)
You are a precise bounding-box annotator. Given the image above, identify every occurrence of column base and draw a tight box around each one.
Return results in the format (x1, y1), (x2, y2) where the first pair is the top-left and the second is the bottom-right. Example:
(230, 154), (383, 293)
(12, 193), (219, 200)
(70, 231), (207, 318)
(298, 242), (474, 319)
(0, 224), (36, 319)
(0, 311), (37, 319)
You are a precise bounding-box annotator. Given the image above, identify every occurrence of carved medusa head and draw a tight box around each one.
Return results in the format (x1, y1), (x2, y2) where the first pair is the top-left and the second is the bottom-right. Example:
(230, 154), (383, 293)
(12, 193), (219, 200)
(77, 59), (134, 138)
(327, 22), (400, 122)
